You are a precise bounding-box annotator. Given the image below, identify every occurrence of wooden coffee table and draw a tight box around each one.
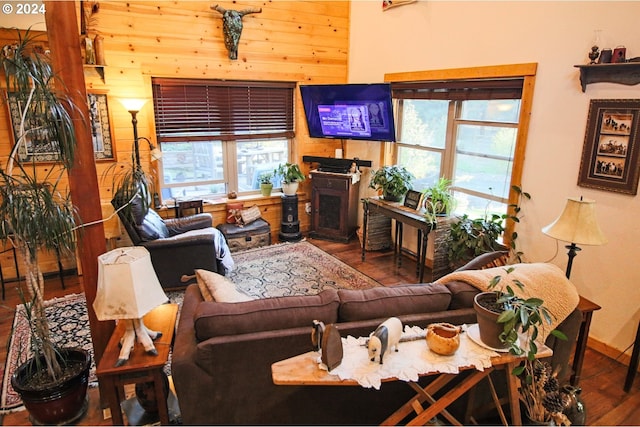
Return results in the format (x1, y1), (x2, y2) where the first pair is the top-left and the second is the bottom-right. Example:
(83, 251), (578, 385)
(272, 340), (552, 426)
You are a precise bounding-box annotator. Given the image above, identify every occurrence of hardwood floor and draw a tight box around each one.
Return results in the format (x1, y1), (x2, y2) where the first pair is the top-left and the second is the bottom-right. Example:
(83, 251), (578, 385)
(0, 237), (637, 425)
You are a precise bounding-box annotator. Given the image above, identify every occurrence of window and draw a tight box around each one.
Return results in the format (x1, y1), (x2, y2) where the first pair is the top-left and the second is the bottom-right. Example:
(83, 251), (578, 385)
(388, 64), (536, 242)
(151, 78), (295, 201)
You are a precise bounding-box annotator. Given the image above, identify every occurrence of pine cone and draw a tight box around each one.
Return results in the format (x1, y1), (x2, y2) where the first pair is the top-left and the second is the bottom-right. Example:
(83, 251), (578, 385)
(544, 375), (560, 393)
(533, 360), (552, 381)
(543, 391), (569, 414)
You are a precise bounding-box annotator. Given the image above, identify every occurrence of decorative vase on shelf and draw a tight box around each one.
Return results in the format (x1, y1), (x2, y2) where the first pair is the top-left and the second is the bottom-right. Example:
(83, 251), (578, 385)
(94, 34), (105, 65)
(84, 35), (96, 65)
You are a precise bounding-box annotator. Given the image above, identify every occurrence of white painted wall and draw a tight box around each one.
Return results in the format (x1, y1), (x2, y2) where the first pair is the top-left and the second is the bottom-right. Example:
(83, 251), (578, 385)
(348, 1), (640, 356)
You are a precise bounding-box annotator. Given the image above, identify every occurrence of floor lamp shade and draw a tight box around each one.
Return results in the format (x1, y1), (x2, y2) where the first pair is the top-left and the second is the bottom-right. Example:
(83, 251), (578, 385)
(542, 197), (607, 246)
(94, 247), (168, 321)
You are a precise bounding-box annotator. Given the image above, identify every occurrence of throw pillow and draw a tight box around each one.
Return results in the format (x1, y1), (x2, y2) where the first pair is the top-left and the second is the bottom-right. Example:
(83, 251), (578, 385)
(239, 205), (261, 225)
(226, 202), (244, 224)
(195, 269), (254, 303)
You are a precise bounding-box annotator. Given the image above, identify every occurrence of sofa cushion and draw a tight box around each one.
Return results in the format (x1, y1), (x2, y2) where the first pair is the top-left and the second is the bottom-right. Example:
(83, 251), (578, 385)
(337, 284), (452, 322)
(443, 280), (480, 310)
(195, 269), (254, 303)
(194, 288), (340, 341)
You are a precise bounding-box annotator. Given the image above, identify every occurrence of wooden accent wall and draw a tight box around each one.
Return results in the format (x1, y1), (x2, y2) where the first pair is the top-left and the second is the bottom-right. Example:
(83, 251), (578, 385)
(84, 0), (349, 199)
(0, 1), (351, 273)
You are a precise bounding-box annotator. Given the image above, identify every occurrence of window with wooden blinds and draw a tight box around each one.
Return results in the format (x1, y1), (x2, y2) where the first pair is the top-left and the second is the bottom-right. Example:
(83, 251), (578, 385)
(152, 78), (295, 142)
(391, 78), (524, 101)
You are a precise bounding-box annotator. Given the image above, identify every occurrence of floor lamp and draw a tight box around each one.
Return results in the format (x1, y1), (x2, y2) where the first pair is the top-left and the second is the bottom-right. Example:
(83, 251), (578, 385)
(542, 196), (607, 279)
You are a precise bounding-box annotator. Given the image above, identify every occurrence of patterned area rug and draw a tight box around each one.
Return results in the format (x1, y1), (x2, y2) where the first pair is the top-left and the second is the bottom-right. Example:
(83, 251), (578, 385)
(0, 291), (183, 413)
(1, 241), (380, 412)
(227, 240), (381, 298)
(1, 293), (94, 413)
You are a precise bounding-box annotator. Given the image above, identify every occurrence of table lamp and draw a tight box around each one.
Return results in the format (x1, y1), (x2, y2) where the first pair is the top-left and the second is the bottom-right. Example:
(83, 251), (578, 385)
(94, 246), (168, 366)
(542, 196), (607, 279)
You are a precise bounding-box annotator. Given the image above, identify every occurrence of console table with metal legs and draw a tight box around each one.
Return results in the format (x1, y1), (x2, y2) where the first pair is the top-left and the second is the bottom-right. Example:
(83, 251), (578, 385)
(362, 198), (434, 283)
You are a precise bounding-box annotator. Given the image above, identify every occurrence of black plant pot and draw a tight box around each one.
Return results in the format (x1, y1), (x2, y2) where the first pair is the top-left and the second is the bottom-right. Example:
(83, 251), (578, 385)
(473, 292), (509, 350)
(382, 191), (403, 202)
(11, 347), (91, 425)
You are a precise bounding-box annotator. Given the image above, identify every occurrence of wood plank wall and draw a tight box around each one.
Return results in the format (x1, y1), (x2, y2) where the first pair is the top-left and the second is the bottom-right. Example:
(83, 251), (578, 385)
(0, 1), (351, 274)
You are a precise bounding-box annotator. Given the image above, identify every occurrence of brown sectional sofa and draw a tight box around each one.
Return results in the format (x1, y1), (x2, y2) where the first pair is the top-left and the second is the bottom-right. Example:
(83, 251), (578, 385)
(172, 252), (582, 425)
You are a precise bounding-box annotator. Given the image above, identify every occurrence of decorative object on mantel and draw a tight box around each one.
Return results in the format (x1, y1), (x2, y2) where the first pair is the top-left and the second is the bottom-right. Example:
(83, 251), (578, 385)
(613, 46), (627, 64)
(577, 99), (640, 194)
(588, 29), (601, 64)
(211, 4), (262, 60)
(542, 196), (607, 279)
(382, 0), (417, 11)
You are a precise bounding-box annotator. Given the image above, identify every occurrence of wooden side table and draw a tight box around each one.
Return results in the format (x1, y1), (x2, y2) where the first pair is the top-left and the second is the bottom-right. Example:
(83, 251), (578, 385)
(571, 295), (601, 386)
(96, 303), (178, 426)
(175, 199), (204, 217)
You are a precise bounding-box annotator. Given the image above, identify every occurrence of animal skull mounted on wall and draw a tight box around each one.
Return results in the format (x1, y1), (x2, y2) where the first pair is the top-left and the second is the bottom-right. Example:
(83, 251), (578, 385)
(211, 4), (262, 60)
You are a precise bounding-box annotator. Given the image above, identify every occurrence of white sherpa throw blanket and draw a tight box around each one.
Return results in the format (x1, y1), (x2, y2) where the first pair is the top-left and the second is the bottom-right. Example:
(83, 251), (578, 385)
(435, 263), (579, 342)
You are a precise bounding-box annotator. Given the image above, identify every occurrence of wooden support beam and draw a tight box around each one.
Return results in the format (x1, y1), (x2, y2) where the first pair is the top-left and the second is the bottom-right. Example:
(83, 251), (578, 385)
(44, 0), (113, 383)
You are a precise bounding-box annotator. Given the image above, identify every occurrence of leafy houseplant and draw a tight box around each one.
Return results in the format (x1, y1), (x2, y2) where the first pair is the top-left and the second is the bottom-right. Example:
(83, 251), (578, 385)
(258, 171), (273, 197)
(0, 29), (91, 424)
(275, 162), (305, 184)
(368, 165), (414, 202)
(474, 267), (569, 424)
(275, 162), (305, 196)
(422, 177), (453, 224)
(448, 185), (530, 268)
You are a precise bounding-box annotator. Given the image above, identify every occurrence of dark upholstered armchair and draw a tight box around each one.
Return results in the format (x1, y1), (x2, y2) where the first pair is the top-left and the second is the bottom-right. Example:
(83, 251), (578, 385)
(111, 195), (234, 290)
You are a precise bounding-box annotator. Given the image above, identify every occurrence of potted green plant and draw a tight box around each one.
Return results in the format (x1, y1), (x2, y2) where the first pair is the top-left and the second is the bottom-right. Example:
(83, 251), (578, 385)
(422, 177), (454, 224)
(473, 267), (570, 425)
(275, 162), (305, 196)
(448, 185), (530, 268)
(0, 28), (91, 424)
(368, 165), (414, 202)
(258, 171), (274, 197)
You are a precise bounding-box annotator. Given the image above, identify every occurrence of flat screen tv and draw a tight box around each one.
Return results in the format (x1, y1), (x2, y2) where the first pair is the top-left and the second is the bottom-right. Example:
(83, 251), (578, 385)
(300, 83), (396, 142)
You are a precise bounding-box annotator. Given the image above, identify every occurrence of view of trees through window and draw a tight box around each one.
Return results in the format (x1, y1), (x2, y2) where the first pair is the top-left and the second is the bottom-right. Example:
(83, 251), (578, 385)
(396, 98), (521, 219)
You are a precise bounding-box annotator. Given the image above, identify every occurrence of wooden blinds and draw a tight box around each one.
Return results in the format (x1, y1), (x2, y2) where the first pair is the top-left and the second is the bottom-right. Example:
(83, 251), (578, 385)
(152, 78), (296, 142)
(391, 78), (524, 100)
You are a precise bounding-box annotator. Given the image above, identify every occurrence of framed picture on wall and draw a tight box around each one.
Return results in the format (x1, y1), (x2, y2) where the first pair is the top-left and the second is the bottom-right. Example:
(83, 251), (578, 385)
(6, 90), (115, 162)
(87, 92), (116, 161)
(577, 99), (640, 195)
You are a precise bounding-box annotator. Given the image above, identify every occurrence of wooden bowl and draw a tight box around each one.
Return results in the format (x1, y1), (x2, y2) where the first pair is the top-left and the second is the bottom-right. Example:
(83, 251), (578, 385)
(426, 322), (461, 356)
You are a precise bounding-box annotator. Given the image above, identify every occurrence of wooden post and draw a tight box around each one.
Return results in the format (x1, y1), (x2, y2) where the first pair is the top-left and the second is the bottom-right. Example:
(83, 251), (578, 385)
(44, 0), (114, 393)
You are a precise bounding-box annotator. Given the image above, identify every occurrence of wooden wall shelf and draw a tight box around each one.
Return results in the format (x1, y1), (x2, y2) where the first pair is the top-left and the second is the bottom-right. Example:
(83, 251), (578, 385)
(574, 62), (640, 92)
(83, 64), (105, 82)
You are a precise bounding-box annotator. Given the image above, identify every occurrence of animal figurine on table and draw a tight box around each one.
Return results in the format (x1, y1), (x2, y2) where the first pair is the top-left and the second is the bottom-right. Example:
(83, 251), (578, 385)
(211, 4), (262, 60)
(368, 317), (402, 364)
(311, 319), (325, 351)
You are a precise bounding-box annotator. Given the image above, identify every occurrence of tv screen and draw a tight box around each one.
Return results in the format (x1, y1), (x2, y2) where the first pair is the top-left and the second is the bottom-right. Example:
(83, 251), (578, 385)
(300, 83), (396, 142)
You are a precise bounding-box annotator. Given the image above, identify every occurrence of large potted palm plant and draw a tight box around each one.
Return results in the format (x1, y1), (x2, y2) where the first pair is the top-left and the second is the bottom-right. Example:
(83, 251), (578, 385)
(0, 29), (91, 425)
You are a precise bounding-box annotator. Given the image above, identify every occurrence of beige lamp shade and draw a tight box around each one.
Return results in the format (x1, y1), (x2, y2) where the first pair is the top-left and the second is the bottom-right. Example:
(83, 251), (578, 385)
(542, 197), (607, 246)
(94, 246), (168, 321)
(119, 98), (148, 113)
